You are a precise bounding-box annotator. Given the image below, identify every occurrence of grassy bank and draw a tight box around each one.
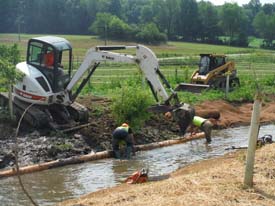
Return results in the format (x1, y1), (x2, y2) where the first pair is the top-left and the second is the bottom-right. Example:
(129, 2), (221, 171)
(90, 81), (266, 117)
(58, 144), (275, 206)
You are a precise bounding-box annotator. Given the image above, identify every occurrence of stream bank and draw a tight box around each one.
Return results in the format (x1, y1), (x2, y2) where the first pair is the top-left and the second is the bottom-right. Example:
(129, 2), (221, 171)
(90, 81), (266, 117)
(59, 143), (275, 206)
(1, 96), (275, 170)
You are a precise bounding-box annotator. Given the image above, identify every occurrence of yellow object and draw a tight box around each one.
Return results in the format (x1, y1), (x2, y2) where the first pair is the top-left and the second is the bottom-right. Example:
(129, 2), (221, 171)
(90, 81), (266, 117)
(192, 116), (206, 127)
(190, 54), (239, 89)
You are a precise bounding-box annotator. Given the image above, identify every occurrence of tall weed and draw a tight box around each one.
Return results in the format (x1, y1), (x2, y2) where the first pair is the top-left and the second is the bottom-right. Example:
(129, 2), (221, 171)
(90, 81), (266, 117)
(111, 83), (154, 129)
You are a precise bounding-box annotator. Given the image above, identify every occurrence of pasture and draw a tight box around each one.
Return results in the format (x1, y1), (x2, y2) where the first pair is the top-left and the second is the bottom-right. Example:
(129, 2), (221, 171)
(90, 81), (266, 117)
(1, 33), (275, 102)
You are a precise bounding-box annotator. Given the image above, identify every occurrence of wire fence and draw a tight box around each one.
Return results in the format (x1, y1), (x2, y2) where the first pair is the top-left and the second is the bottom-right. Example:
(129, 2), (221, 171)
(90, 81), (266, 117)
(68, 53), (275, 86)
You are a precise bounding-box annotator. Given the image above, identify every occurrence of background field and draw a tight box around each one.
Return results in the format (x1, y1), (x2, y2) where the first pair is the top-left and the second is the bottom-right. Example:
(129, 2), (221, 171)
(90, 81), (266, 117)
(1, 34), (275, 98)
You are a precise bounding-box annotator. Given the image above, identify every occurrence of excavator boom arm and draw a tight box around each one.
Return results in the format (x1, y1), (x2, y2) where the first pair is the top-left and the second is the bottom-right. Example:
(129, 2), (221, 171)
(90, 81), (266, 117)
(64, 45), (174, 105)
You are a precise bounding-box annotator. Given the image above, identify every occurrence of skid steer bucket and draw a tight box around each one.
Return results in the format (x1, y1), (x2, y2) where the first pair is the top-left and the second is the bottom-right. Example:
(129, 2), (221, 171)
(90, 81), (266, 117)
(175, 83), (210, 93)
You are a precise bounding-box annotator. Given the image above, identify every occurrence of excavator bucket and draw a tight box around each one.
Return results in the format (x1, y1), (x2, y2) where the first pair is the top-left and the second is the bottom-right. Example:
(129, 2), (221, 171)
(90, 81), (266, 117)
(147, 104), (174, 113)
(175, 83), (210, 93)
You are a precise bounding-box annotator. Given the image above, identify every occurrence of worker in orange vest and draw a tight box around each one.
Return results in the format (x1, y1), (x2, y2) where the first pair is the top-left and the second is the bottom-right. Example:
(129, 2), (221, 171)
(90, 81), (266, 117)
(43, 51), (54, 68)
(112, 123), (135, 159)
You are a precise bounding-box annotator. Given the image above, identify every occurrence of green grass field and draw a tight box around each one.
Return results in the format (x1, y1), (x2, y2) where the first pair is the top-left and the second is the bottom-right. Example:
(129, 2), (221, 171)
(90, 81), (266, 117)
(1, 33), (275, 102)
(0, 33), (272, 57)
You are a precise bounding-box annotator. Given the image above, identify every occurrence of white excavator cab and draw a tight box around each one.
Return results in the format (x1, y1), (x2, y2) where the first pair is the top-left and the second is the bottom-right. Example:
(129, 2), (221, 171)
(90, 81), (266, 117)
(26, 36), (72, 93)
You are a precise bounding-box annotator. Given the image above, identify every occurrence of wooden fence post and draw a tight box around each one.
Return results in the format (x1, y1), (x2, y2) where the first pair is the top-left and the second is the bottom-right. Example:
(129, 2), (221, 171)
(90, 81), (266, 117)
(225, 72), (230, 99)
(244, 92), (262, 187)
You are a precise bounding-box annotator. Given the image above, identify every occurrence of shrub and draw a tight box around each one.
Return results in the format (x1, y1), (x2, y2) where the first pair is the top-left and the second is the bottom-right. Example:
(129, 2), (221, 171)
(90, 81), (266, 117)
(111, 84), (153, 129)
(135, 23), (167, 45)
(0, 44), (20, 65)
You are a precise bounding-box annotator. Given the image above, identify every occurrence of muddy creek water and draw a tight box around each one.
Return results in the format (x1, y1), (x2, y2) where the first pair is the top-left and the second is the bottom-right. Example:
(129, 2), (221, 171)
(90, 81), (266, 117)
(0, 125), (274, 206)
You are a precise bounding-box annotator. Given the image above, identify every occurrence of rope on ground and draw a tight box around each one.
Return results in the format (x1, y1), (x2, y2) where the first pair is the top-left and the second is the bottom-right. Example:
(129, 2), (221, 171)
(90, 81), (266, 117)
(14, 103), (39, 206)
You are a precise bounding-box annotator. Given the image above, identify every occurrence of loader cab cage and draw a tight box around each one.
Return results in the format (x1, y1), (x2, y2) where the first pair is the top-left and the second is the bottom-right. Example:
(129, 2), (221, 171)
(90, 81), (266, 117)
(27, 36), (73, 92)
(199, 54), (226, 75)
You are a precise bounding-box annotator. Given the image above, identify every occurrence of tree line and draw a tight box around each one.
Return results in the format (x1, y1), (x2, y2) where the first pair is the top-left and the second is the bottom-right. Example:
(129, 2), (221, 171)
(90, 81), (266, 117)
(0, 0), (275, 47)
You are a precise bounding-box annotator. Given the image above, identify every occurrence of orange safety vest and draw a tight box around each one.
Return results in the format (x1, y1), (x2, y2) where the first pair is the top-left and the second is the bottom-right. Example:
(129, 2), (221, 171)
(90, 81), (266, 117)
(45, 52), (54, 67)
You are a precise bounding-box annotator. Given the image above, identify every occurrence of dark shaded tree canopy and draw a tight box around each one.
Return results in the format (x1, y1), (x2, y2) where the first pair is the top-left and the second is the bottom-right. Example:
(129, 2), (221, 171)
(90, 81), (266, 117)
(0, 0), (274, 46)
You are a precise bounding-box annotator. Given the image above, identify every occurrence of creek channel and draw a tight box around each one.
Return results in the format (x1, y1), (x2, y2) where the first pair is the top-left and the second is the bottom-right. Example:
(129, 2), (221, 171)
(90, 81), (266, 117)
(0, 125), (274, 206)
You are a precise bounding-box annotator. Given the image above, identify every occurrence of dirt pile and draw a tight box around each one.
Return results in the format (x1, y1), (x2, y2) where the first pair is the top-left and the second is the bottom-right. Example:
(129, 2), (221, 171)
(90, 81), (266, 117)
(195, 100), (275, 128)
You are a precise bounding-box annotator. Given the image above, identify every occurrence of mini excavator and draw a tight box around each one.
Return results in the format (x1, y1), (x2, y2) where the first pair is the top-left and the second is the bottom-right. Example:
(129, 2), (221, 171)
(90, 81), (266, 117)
(0, 36), (193, 130)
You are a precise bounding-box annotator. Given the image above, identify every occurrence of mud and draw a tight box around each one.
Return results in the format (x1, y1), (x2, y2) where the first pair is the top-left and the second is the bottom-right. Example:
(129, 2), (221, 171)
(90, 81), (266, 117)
(0, 95), (275, 170)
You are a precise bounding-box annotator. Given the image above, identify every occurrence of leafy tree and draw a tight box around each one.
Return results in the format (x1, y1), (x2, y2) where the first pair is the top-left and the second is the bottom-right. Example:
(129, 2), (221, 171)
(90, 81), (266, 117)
(178, 0), (200, 41)
(90, 13), (132, 40)
(243, 0), (262, 36)
(198, 1), (220, 43)
(136, 23), (167, 44)
(60, 0), (90, 34)
(89, 12), (113, 36)
(164, 0), (181, 39)
(253, 11), (275, 48)
(245, 0), (261, 16)
(262, 3), (275, 15)
(0, 44), (22, 120)
(220, 3), (248, 46)
(151, 0), (180, 39)
(124, 0), (150, 24)
(252, 11), (268, 37)
(140, 4), (154, 24)
(108, 16), (132, 40)
(108, 0), (123, 18)
(83, 0), (100, 28)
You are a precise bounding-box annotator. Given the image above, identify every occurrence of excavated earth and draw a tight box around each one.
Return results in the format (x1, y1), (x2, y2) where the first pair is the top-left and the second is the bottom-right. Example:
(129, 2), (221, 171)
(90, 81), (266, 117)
(1, 95), (275, 170)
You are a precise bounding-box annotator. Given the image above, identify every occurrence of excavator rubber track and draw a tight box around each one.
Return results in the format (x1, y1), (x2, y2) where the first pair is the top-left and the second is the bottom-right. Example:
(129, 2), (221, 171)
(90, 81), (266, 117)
(0, 92), (89, 130)
(0, 92), (48, 128)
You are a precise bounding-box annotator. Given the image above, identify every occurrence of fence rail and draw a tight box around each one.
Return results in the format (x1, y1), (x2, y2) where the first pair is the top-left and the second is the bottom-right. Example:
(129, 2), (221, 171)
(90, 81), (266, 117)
(19, 53), (275, 85)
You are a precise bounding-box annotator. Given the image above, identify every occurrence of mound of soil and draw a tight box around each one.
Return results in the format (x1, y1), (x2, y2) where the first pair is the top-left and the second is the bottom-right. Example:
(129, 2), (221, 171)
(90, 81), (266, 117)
(1, 95), (275, 170)
(195, 100), (275, 128)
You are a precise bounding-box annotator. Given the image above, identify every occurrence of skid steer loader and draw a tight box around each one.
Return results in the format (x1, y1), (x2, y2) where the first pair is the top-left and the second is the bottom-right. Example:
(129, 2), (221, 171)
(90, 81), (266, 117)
(176, 54), (240, 93)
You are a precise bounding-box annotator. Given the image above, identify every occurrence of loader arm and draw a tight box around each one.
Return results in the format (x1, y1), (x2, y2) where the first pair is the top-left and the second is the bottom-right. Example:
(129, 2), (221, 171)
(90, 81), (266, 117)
(203, 61), (235, 84)
(62, 45), (178, 107)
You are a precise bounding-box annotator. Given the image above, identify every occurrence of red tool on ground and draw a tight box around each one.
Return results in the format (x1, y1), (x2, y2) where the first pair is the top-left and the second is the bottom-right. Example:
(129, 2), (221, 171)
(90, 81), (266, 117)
(125, 168), (149, 184)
